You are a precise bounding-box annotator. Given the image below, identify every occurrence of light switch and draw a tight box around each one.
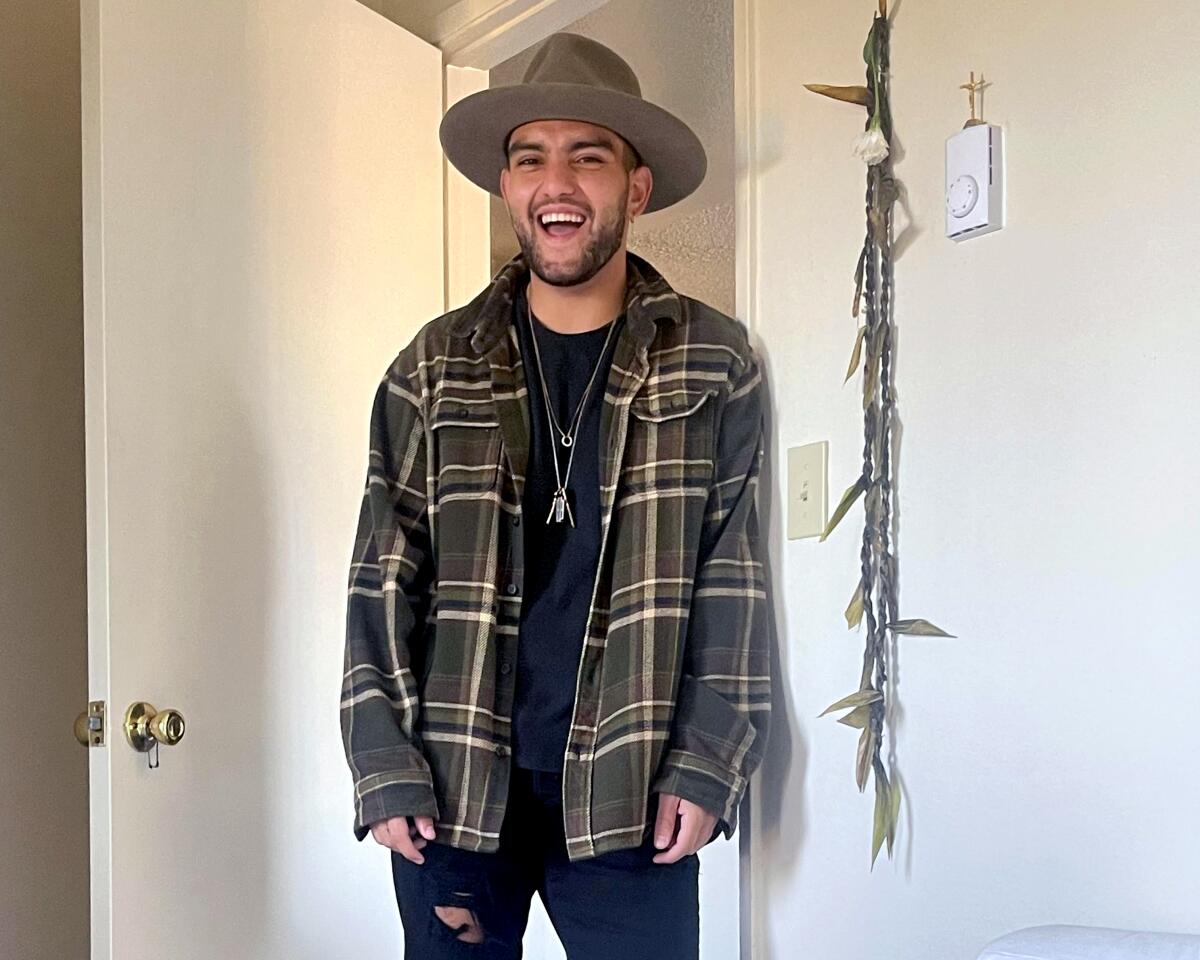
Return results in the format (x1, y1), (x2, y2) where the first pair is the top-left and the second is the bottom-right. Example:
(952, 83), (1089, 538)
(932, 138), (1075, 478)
(787, 441), (828, 540)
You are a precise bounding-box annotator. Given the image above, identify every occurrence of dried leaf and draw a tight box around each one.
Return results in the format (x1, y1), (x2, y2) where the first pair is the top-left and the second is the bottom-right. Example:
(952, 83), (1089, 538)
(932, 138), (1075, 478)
(859, 655), (874, 691)
(888, 618), (956, 638)
(845, 580), (865, 628)
(804, 83), (871, 107)
(818, 688), (882, 717)
(851, 246), (866, 317)
(862, 353), (879, 410)
(844, 326), (867, 384)
(871, 776), (890, 867)
(855, 726), (876, 792)
(867, 205), (887, 238)
(887, 780), (902, 856)
(837, 705), (870, 728)
(864, 477), (882, 515)
(877, 174), (899, 212)
(819, 476), (867, 542)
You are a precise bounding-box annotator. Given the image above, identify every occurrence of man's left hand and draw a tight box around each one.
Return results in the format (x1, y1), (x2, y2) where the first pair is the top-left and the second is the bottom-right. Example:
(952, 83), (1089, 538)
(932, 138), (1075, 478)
(651, 792), (718, 864)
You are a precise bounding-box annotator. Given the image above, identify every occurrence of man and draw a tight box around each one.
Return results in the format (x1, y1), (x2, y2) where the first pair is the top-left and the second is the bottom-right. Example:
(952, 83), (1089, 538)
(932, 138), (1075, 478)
(341, 31), (770, 959)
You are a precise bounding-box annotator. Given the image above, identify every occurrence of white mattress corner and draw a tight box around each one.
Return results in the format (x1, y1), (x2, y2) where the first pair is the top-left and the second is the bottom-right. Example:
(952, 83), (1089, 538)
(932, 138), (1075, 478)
(978, 925), (1200, 960)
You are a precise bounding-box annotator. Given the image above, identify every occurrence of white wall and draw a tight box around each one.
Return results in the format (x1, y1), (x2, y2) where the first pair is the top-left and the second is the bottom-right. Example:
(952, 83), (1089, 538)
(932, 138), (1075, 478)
(0, 0), (89, 956)
(749, 2), (1200, 958)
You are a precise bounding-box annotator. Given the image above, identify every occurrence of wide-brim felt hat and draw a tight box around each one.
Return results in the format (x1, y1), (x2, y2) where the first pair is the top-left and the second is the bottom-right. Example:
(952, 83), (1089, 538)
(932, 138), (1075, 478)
(438, 32), (707, 214)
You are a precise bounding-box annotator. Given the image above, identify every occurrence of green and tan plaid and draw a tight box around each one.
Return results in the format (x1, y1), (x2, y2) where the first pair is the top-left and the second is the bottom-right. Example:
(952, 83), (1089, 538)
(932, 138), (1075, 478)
(341, 250), (770, 861)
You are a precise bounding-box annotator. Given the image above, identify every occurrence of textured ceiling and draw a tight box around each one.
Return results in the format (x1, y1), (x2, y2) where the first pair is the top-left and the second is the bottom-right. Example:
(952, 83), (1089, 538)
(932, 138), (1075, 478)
(354, 0), (462, 42)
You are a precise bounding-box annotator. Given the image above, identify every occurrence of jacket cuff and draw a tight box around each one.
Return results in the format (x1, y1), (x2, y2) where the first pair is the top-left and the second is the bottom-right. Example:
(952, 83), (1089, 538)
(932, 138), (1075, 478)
(350, 744), (439, 842)
(649, 673), (761, 842)
(651, 747), (747, 842)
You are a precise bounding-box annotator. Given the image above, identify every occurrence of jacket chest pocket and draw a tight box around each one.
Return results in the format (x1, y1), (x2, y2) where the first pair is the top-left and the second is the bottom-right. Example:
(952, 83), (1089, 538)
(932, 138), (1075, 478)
(429, 395), (502, 502)
(626, 385), (718, 492)
(630, 386), (716, 423)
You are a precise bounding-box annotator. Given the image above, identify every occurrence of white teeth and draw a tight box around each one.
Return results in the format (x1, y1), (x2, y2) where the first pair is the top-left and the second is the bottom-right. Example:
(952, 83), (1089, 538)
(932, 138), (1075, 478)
(539, 212), (585, 225)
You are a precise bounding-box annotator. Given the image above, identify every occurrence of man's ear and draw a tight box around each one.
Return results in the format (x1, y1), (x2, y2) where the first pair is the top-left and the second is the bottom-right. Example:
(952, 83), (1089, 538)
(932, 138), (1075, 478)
(499, 165), (508, 201)
(629, 163), (653, 217)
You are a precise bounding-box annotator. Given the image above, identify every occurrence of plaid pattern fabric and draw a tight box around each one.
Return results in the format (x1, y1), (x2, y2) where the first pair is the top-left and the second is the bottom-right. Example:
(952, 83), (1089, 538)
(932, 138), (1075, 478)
(341, 250), (770, 862)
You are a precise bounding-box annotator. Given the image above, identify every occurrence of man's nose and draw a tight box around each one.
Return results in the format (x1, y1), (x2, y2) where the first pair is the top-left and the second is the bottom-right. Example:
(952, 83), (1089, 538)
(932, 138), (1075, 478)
(537, 154), (580, 197)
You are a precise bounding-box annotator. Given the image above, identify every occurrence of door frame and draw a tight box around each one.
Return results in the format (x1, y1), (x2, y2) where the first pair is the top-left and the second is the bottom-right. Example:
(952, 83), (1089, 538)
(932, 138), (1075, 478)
(428, 2), (762, 956)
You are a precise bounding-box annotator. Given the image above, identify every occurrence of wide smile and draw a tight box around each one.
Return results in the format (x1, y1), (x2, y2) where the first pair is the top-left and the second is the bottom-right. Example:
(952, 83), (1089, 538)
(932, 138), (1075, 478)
(535, 210), (589, 245)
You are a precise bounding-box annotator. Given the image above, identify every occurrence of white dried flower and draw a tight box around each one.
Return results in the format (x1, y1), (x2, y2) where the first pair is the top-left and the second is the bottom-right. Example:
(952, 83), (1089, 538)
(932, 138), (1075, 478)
(853, 124), (890, 165)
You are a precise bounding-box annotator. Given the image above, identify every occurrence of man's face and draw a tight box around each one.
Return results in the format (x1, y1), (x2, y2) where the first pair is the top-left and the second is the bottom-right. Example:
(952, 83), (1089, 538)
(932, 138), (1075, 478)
(499, 119), (652, 287)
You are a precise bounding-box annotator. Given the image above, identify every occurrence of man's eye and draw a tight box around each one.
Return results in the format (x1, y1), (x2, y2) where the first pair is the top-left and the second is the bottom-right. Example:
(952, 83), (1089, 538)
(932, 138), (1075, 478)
(517, 157), (538, 166)
(577, 156), (602, 163)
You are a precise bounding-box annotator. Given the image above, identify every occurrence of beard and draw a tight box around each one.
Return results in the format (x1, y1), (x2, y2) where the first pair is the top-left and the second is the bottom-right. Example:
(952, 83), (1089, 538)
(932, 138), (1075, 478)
(511, 184), (629, 287)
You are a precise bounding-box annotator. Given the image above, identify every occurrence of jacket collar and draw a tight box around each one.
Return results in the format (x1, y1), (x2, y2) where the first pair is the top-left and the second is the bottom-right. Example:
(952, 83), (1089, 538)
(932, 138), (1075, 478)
(448, 249), (683, 356)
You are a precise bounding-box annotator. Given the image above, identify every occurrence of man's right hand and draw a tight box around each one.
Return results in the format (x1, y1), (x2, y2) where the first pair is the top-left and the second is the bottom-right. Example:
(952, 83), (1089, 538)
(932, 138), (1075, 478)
(369, 815), (437, 864)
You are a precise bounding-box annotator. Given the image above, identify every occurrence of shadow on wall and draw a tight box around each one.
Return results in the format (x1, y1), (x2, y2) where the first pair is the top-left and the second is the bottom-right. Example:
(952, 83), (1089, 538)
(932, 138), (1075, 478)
(751, 339), (805, 887)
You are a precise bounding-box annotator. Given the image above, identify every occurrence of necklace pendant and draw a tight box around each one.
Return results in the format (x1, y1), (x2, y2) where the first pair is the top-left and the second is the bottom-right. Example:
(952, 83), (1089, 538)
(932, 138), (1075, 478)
(560, 434), (573, 448)
(545, 488), (576, 526)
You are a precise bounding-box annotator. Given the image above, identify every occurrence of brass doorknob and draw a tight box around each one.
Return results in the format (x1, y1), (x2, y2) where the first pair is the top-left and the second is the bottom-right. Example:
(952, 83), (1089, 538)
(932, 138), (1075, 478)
(124, 702), (186, 752)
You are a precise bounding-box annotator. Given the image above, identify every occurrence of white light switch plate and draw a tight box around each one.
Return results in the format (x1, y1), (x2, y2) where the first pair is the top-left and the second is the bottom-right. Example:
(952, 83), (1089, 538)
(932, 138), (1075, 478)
(787, 441), (828, 540)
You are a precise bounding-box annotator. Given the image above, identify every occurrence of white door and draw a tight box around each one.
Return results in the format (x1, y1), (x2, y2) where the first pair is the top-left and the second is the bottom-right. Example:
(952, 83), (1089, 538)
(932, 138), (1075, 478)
(80, 1), (445, 956)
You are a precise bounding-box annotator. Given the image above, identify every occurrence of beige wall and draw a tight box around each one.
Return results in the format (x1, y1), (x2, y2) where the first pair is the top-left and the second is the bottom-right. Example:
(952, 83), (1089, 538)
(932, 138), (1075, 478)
(750, 1), (1200, 957)
(0, 0), (90, 957)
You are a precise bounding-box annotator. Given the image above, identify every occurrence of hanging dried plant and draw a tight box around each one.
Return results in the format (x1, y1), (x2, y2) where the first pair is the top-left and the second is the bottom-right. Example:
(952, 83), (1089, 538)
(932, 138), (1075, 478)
(806, 1), (955, 869)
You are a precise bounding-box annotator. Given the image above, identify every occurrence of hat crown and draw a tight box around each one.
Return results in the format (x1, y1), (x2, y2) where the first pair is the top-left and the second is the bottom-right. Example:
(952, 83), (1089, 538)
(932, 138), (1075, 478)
(521, 32), (641, 98)
(438, 30), (706, 212)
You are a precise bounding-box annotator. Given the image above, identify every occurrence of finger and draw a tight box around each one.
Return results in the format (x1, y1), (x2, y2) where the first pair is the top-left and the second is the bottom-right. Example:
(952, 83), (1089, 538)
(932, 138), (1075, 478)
(407, 820), (428, 847)
(654, 794), (680, 849)
(413, 815), (437, 840)
(386, 818), (426, 865)
(652, 830), (691, 864)
(672, 814), (704, 858)
(394, 831), (425, 864)
(372, 817), (404, 845)
(680, 805), (715, 851)
(370, 817), (395, 846)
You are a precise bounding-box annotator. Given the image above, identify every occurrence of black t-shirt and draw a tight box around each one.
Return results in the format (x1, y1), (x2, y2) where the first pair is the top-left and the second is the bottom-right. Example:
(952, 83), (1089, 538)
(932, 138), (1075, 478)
(510, 282), (625, 772)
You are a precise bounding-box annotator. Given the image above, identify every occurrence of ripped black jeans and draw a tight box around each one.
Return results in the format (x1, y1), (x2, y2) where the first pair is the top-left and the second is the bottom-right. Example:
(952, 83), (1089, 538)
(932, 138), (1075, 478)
(390, 765), (700, 959)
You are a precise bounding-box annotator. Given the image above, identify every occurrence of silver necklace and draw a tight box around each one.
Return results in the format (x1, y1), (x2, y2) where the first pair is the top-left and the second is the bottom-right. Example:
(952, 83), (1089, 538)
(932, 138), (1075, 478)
(525, 283), (619, 526)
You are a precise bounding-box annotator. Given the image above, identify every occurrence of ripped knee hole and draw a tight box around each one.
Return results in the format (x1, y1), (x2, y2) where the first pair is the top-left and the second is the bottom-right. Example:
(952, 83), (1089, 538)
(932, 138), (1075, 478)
(434, 904), (486, 944)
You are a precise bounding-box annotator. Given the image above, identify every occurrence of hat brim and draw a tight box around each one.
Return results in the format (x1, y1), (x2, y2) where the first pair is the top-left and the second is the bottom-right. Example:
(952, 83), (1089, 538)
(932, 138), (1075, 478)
(438, 82), (707, 214)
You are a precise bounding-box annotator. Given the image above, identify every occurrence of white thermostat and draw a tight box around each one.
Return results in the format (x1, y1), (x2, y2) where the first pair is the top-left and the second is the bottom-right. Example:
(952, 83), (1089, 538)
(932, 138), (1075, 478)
(945, 123), (1004, 241)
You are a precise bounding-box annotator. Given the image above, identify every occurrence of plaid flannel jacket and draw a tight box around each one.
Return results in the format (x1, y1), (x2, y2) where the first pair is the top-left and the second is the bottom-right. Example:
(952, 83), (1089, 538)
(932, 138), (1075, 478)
(341, 250), (770, 862)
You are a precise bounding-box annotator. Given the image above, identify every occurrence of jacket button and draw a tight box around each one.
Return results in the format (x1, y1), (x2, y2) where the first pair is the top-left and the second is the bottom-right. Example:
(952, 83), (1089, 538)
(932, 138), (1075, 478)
(500, 661), (511, 675)
(506, 583), (519, 595)
(494, 744), (509, 757)
(512, 515), (521, 527)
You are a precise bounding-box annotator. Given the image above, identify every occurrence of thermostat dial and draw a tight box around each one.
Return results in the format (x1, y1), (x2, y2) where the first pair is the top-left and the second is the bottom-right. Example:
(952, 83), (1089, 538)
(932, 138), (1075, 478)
(947, 174), (979, 218)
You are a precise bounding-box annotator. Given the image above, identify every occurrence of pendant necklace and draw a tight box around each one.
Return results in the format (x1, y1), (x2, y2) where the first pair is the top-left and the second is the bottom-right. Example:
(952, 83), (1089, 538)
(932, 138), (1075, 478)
(525, 283), (619, 526)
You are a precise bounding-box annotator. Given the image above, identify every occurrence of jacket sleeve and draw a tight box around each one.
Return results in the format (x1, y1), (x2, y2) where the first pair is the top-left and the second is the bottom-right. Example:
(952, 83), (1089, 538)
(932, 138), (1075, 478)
(650, 344), (771, 842)
(341, 364), (439, 842)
